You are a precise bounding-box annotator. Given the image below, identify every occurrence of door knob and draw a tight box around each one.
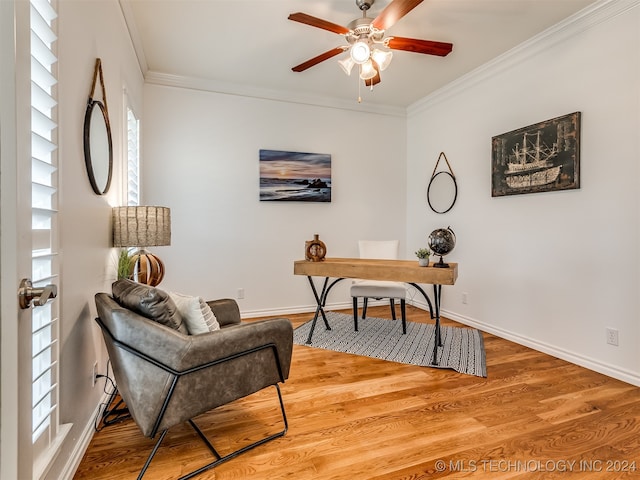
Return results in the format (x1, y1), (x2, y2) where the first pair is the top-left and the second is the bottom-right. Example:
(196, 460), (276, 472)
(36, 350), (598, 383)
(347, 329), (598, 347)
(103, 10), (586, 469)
(18, 278), (57, 309)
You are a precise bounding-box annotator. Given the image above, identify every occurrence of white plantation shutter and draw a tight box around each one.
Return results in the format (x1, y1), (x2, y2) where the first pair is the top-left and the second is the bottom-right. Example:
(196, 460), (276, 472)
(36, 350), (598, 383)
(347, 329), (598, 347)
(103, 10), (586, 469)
(127, 107), (140, 206)
(30, 0), (68, 475)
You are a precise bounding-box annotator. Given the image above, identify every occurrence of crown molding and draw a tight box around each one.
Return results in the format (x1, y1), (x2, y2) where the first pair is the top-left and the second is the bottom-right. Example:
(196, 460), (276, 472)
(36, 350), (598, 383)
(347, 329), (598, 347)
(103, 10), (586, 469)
(117, 0), (403, 115)
(118, 0), (404, 117)
(144, 71), (407, 117)
(118, 0), (148, 75)
(407, 0), (640, 117)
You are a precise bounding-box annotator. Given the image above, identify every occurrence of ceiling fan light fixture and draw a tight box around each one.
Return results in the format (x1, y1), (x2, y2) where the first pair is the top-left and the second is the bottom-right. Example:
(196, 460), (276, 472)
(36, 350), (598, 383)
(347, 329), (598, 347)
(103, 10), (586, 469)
(288, 0), (455, 103)
(350, 40), (370, 64)
(359, 59), (377, 80)
(371, 48), (393, 71)
(338, 57), (355, 76)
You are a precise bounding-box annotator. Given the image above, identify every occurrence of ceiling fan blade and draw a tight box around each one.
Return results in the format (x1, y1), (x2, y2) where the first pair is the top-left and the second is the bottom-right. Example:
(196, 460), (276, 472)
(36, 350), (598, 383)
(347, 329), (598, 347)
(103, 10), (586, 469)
(292, 47), (346, 72)
(371, 0), (423, 31)
(387, 36), (453, 56)
(288, 12), (350, 35)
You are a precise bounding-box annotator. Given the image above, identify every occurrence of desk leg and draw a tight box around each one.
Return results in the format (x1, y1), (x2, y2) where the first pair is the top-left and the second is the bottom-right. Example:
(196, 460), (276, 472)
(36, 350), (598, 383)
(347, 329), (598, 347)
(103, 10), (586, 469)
(304, 277), (345, 344)
(305, 277), (330, 344)
(407, 282), (441, 365)
(431, 284), (443, 365)
(408, 283), (434, 318)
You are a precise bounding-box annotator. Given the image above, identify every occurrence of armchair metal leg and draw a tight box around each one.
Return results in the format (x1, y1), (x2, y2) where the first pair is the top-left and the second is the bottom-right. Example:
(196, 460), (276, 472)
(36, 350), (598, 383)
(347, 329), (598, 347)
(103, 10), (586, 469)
(188, 419), (222, 460)
(390, 299), (396, 320)
(362, 298), (368, 319)
(400, 299), (406, 334)
(138, 429), (169, 480)
(137, 384), (288, 480)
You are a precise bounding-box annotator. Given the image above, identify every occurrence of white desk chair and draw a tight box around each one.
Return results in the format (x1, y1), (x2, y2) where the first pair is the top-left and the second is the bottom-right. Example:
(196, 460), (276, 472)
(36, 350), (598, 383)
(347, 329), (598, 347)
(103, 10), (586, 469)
(350, 240), (407, 334)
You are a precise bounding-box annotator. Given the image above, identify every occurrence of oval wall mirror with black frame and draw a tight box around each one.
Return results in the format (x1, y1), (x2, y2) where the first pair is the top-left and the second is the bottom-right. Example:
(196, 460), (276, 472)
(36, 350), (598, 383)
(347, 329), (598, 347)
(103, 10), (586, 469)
(83, 58), (113, 195)
(427, 152), (457, 214)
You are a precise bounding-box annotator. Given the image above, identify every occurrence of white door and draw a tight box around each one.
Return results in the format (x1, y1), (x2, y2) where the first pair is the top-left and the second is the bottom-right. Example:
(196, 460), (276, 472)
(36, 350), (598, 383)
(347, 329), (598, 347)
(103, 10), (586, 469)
(1, 1), (35, 477)
(1, 1), (62, 478)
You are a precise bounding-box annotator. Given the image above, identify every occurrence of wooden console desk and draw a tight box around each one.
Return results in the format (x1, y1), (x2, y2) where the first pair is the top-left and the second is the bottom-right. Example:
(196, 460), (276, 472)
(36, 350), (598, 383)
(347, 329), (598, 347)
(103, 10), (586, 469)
(294, 258), (458, 364)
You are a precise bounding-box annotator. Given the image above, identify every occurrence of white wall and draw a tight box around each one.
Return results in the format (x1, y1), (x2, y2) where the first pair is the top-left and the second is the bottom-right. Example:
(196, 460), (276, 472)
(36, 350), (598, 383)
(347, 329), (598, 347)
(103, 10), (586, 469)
(142, 85), (407, 315)
(48, 1), (144, 478)
(406, 3), (640, 384)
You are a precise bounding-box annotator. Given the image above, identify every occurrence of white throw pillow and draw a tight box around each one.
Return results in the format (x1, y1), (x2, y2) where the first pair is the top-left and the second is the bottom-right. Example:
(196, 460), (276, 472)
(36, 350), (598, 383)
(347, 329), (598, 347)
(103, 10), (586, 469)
(169, 292), (220, 334)
(199, 298), (220, 332)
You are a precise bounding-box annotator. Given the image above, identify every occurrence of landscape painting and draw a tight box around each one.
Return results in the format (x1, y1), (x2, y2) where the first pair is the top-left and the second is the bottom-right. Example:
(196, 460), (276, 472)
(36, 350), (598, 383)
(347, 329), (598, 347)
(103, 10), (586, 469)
(259, 149), (331, 202)
(491, 112), (581, 197)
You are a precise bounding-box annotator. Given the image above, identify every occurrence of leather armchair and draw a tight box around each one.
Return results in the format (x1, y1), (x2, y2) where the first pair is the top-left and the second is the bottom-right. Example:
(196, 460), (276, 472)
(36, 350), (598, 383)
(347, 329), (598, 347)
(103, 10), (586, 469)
(94, 290), (293, 479)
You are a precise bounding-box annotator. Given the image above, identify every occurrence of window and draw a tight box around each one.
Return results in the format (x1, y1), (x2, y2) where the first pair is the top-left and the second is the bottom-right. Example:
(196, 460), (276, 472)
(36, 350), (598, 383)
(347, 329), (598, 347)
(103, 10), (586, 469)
(126, 106), (140, 206)
(30, 0), (69, 476)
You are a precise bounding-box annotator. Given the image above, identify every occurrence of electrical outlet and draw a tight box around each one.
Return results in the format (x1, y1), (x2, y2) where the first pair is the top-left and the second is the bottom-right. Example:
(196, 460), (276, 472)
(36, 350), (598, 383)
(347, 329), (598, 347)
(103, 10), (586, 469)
(606, 328), (619, 346)
(462, 292), (468, 304)
(92, 361), (98, 387)
(237, 288), (244, 299)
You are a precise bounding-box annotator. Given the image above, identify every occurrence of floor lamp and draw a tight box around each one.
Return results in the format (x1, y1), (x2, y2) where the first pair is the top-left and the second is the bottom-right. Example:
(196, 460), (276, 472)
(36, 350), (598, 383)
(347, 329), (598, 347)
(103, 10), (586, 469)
(112, 206), (171, 286)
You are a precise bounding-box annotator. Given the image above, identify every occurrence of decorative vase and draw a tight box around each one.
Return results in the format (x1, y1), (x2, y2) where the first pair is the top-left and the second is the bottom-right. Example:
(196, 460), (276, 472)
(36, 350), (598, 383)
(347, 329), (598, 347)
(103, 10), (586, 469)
(129, 249), (165, 286)
(418, 258), (429, 267)
(305, 234), (327, 262)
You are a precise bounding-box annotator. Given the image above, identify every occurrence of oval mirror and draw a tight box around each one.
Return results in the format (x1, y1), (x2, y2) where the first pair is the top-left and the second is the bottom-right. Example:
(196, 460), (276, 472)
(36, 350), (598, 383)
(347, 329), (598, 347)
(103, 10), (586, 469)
(83, 100), (113, 195)
(427, 171), (457, 214)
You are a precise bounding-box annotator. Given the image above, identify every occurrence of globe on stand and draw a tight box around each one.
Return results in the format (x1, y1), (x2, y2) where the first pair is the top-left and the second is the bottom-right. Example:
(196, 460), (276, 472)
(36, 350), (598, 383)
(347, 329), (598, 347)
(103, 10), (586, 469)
(428, 227), (456, 268)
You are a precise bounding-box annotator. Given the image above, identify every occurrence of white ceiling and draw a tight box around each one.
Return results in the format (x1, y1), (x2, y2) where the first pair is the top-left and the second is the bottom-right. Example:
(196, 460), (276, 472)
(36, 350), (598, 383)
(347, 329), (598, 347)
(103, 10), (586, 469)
(121, 0), (598, 109)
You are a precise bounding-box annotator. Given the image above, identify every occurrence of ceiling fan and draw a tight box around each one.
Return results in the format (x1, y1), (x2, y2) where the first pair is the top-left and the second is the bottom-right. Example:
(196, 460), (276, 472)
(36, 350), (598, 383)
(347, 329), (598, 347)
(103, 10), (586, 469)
(288, 0), (453, 89)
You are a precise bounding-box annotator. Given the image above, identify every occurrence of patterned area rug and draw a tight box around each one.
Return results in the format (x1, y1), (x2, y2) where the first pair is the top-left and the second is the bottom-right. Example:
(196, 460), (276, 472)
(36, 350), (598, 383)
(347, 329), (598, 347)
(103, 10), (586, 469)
(294, 312), (487, 377)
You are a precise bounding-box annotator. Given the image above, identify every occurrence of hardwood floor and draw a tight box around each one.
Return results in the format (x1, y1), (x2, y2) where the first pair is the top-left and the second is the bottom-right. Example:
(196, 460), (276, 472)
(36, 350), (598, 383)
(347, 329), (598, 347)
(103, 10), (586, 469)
(74, 305), (640, 479)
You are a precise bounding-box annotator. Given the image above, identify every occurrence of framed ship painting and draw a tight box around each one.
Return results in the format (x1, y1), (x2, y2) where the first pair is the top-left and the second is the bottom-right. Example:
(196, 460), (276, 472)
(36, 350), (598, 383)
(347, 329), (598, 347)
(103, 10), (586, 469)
(491, 112), (580, 197)
(259, 149), (331, 202)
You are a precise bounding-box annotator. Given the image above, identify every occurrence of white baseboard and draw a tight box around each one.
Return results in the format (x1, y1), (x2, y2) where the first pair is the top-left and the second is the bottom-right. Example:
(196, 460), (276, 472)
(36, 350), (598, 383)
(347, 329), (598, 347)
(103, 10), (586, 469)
(240, 299), (390, 319)
(57, 390), (111, 480)
(360, 297), (640, 386)
(442, 309), (640, 387)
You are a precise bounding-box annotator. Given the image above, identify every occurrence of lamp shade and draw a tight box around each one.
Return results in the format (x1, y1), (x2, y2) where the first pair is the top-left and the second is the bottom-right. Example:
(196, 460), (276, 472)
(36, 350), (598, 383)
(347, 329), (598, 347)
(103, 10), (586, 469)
(371, 48), (393, 71)
(359, 60), (378, 80)
(112, 206), (171, 247)
(338, 57), (355, 76)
